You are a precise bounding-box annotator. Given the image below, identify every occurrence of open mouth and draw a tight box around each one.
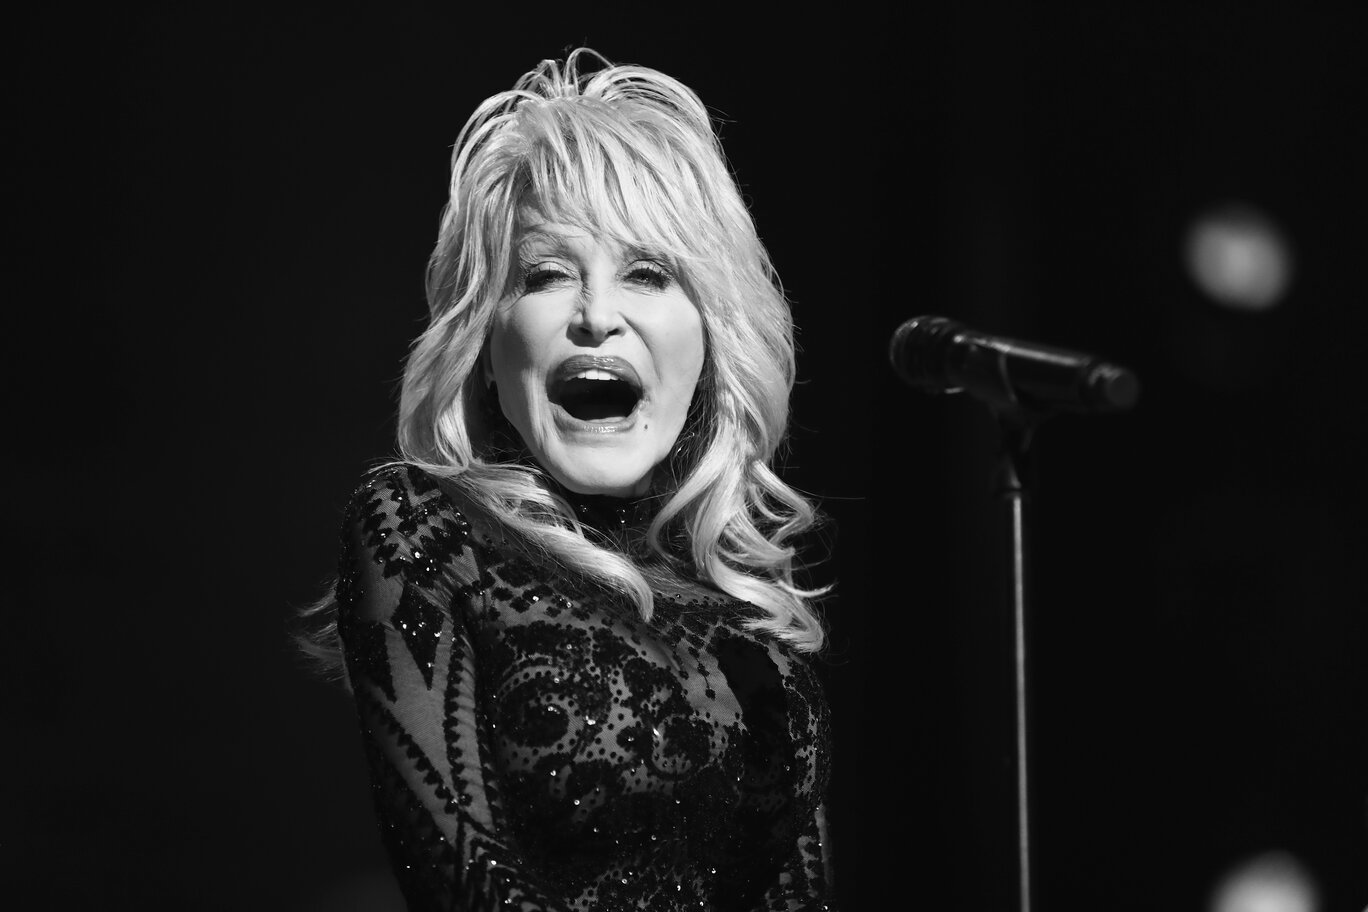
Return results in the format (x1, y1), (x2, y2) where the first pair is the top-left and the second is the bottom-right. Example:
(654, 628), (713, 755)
(550, 358), (644, 423)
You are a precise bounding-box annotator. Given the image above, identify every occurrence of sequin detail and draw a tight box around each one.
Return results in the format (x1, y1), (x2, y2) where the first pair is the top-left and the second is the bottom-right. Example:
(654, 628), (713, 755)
(336, 464), (836, 910)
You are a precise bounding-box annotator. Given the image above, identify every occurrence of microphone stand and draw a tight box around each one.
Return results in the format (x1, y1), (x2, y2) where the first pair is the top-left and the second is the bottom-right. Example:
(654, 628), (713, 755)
(889, 314), (1139, 912)
(994, 412), (1037, 912)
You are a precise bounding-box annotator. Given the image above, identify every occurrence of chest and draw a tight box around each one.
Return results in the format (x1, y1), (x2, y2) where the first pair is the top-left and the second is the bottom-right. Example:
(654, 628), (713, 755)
(466, 563), (826, 820)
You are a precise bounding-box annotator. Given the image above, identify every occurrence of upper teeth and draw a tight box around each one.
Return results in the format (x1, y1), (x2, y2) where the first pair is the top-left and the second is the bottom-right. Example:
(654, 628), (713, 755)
(571, 369), (619, 381)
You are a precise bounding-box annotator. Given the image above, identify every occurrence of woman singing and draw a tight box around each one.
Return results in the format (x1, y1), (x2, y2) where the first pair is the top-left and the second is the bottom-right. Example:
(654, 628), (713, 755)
(302, 49), (836, 911)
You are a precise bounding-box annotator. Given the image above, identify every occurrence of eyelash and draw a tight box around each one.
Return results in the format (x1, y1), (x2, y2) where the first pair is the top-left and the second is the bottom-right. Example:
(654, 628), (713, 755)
(517, 258), (675, 293)
(521, 263), (570, 293)
(624, 260), (672, 290)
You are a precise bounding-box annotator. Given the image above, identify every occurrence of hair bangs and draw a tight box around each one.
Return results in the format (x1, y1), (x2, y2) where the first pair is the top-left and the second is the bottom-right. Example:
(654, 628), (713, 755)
(509, 99), (720, 279)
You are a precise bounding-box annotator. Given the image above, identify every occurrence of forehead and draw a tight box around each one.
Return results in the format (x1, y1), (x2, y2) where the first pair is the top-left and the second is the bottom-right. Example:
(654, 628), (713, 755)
(514, 216), (590, 247)
(512, 157), (684, 249)
(514, 211), (653, 257)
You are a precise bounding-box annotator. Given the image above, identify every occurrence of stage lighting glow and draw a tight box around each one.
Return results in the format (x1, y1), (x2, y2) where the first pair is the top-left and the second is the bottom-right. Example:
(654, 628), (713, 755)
(1208, 850), (1319, 912)
(1185, 204), (1293, 311)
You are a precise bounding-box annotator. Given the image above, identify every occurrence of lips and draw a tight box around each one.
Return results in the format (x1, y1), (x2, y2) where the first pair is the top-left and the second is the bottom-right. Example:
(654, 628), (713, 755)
(549, 355), (644, 424)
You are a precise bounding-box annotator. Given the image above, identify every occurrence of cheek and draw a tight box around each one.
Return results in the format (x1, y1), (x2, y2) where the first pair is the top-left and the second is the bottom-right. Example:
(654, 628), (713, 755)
(649, 310), (707, 419)
(672, 311), (707, 393)
(489, 308), (545, 388)
(487, 315), (546, 439)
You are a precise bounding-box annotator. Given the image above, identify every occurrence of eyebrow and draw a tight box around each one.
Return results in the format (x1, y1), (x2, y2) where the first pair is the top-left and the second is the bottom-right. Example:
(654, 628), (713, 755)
(515, 226), (665, 263)
(514, 226), (573, 253)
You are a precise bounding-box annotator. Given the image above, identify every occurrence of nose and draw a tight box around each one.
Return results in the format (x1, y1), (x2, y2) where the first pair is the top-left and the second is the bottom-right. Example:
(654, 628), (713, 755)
(571, 282), (627, 343)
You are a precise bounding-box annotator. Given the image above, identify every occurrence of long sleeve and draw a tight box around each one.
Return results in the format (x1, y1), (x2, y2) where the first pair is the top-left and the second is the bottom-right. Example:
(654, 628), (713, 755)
(758, 802), (836, 910)
(747, 644), (838, 911)
(335, 466), (573, 912)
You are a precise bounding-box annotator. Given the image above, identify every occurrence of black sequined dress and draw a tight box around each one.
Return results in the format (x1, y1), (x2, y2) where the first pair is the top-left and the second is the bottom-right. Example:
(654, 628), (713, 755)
(335, 464), (836, 911)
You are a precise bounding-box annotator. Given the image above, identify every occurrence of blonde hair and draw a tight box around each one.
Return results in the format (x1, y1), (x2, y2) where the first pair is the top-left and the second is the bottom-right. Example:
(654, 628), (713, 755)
(303, 49), (827, 671)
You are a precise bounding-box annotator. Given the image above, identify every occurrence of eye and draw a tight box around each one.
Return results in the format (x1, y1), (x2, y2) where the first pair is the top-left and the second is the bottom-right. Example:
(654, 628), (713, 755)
(520, 261), (573, 293)
(624, 259), (673, 291)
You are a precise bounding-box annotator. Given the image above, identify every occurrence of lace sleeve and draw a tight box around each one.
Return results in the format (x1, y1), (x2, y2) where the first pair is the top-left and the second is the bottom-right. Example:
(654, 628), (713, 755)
(759, 802), (836, 910)
(335, 466), (573, 912)
(749, 642), (838, 911)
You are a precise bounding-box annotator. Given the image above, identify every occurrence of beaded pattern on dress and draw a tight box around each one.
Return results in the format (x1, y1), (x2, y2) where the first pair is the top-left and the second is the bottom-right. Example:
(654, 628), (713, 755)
(336, 464), (835, 911)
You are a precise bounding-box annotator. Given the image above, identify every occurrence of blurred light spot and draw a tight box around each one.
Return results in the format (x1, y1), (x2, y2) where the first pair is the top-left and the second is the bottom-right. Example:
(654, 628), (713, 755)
(1209, 850), (1319, 912)
(1185, 204), (1293, 311)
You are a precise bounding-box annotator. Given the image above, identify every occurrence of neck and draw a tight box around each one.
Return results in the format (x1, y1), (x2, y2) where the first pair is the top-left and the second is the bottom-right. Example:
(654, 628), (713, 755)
(557, 486), (657, 539)
(549, 480), (723, 602)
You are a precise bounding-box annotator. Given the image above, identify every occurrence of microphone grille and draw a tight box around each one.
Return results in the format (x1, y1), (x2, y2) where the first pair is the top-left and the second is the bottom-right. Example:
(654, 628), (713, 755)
(889, 315), (964, 390)
(1083, 362), (1142, 411)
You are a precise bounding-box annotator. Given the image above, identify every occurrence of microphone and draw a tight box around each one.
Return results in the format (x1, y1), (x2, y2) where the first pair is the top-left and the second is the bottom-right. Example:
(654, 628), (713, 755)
(889, 315), (1140, 414)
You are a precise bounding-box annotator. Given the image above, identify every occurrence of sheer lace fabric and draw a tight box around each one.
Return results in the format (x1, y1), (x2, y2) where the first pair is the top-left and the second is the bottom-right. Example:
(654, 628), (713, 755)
(336, 465), (836, 911)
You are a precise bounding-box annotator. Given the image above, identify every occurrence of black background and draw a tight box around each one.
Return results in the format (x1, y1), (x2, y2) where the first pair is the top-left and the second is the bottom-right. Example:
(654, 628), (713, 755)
(7, 6), (1366, 910)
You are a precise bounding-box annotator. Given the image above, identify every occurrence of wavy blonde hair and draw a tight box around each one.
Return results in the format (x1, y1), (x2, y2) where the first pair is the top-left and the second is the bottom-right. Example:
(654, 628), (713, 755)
(303, 49), (827, 670)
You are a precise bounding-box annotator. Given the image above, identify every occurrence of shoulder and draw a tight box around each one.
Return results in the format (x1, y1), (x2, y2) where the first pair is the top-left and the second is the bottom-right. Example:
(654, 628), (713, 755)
(345, 462), (452, 516)
(343, 463), (488, 536)
(339, 462), (496, 576)
(334, 463), (505, 630)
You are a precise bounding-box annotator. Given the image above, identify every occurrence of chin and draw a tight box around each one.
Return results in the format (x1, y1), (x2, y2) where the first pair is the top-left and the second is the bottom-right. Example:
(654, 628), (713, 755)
(547, 446), (655, 497)
(554, 464), (651, 497)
